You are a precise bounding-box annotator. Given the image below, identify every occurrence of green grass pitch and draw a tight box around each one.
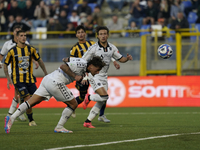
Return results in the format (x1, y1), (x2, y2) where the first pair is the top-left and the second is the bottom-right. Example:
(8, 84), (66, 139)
(1, 107), (200, 150)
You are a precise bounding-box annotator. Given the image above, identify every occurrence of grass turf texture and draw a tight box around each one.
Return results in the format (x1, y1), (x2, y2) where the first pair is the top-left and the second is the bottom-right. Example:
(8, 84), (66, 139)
(1, 107), (200, 150)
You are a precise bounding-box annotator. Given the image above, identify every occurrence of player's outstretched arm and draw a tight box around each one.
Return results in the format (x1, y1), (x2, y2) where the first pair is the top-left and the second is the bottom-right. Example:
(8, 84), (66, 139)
(60, 64), (83, 82)
(111, 58), (120, 69)
(119, 53), (133, 63)
(4, 64), (12, 89)
(37, 59), (48, 75)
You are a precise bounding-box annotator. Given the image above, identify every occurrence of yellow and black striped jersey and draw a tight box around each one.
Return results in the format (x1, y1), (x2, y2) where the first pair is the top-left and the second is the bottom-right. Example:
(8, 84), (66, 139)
(70, 40), (95, 58)
(4, 44), (40, 84)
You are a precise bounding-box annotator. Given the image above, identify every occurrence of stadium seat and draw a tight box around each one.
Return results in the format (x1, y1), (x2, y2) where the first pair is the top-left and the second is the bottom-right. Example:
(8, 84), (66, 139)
(60, 0), (67, 6)
(187, 12), (198, 24)
(182, 1), (192, 8)
(167, 30), (175, 42)
(88, 3), (97, 12)
(190, 23), (200, 40)
(73, 4), (80, 10)
(139, 25), (150, 36)
(195, 23), (200, 31)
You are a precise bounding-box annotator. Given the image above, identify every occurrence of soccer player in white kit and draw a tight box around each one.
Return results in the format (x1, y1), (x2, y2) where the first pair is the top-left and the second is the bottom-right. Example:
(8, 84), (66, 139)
(4, 56), (105, 133)
(82, 26), (133, 128)
(0, 25), (39, 121)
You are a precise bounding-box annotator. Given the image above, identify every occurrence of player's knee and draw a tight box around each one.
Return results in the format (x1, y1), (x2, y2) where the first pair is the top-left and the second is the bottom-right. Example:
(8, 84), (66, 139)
(100, 95), (109, 101)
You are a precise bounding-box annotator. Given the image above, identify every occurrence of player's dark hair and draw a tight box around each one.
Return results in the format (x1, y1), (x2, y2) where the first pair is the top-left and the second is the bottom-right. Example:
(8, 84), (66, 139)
(75, 25), (86, 34)
(95, 26), (109, 35)
(16, 30), (26, 36)
(87, 56), (105, 70)
(13, 25), (22, 31)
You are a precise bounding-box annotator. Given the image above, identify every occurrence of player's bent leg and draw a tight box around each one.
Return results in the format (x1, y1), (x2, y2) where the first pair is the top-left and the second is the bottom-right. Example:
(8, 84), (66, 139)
(15, 90), (27, 121)
(7, 97), (18, 116)
(83, 102), (104, 128)
(54, 99), (77, 133)
(82, 87), (108, 109)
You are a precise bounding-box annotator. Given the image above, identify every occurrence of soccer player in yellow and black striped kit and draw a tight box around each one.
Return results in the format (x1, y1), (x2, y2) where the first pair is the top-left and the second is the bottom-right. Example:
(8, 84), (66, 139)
(69, 25), (120, 122)
(4, 30), (48, 126)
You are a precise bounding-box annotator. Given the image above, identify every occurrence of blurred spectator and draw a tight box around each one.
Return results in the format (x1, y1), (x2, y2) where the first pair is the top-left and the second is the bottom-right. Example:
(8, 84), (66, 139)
(79, 12), (87, 25)
(107, 15), (123, 37)
(126, 21), (139, 38)
(77, 0), (92, 15)
(58, 9), (69, 30)
(0, 10), (6, 32)
(69, 10), (80, 27)
(170, 12), (189, 31)
(22, 0), (35, 26)
(195, 3), (200, 23)
(8, 0), (22, 18)
(143, 0), (158, 25)
(62, 0), (79, 15)
(88, 0), (104, 8)
(128, 0), (145, 28)
(49, 0), (65, 19)
(33, 1), (50, 29)
(7, 15), (15, 31)
(185, 0), (200, 18)
(92, 6), (104, 26)
(32, 0), (41, 6)
(65, 22), (76, 38)
(106, 0), (125, 12)
(150, 18), (169, 41)
(170, 0), (185, 21)
(158, 0), (171, 25)
(47, 17), (63, 38)
(0, 1), (8, 19)
(10, 14), (32, 39)
(17, 0), (26, 9)
(84, 15), (96, 37)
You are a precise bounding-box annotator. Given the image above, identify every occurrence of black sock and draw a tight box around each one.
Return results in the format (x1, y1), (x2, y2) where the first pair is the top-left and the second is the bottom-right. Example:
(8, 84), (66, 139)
(26, 112), (34, 122)
(85, 119), (91, 123)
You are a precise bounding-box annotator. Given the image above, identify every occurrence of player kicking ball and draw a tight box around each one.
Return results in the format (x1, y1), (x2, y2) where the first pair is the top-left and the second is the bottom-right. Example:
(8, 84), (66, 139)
(4, 56), (105, 133)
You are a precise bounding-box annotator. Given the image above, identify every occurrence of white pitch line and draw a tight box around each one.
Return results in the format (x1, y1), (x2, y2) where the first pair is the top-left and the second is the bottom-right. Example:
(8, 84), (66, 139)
(44, 132), (200, 150)
(1, 112), (200, 116)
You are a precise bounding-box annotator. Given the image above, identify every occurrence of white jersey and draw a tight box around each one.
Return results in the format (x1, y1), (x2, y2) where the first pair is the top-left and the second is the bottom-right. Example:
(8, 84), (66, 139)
(0, 39), (29, 56)
(48, 58), (87, 84)
(34, 58), (88, 102)
(0, 39), (29, 74)
(82, 42), (122, 75)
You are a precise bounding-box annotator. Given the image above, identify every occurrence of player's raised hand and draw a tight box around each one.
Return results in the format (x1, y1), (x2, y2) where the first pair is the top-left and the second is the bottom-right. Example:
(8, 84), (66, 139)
(75, 75), (83, 82)
(127, 53), (133, 60)
(113, 61), (120, 69)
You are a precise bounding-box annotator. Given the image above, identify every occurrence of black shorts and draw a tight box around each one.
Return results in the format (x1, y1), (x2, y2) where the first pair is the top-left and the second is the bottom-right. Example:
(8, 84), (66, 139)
(14, 82), (37, 98)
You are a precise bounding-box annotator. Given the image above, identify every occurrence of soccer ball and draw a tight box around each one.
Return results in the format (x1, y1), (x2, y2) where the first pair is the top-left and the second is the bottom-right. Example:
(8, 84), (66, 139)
(157, 44), (173, 59)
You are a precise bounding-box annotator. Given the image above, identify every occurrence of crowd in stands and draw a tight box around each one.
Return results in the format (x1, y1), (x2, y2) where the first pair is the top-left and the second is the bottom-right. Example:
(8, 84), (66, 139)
(0, 0), (200, 39)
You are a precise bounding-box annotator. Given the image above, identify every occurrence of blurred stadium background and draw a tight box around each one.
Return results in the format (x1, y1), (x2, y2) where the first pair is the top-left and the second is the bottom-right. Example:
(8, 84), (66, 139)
(1, 0), (200, 107)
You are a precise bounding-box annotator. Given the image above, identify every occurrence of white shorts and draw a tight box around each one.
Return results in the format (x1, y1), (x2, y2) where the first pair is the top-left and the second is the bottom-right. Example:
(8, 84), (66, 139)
(88, 73), (108, 92)
(34, 75), (74, 102)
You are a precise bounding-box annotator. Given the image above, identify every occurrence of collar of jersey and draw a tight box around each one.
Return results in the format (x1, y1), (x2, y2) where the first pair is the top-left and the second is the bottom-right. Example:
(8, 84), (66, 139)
(98, 41), (110, 49)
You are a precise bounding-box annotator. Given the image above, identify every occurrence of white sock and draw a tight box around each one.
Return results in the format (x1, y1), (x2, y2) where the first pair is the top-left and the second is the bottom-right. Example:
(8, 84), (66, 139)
(8, 98), (18, 115)
(11, 102), (30, 121)
(56, 107), (74, 129)
(90, 94), (108, 102)
(87, 102), (104, 121)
